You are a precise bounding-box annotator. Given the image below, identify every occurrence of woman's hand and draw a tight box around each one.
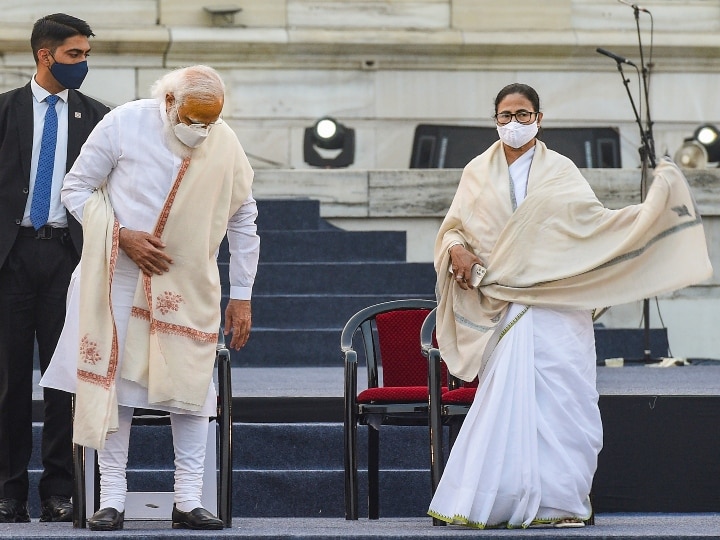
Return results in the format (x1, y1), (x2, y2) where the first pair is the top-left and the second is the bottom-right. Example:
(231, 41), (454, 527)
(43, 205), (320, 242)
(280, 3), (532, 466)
(449, 245), (484, 290)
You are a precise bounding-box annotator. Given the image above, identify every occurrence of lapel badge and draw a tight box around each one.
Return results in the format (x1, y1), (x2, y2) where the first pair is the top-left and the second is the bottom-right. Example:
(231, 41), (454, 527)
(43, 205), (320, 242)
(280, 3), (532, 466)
(75, 112), (82, 119)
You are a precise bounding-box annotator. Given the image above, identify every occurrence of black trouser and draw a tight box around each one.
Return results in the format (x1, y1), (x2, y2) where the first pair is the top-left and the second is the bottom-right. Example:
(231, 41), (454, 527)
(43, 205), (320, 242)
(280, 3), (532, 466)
(0, 228), (78, 501)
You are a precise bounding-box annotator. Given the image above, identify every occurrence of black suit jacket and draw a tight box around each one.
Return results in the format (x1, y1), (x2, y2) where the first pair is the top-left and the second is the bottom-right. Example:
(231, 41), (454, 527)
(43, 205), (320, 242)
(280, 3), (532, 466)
(0, 83), (110, 266)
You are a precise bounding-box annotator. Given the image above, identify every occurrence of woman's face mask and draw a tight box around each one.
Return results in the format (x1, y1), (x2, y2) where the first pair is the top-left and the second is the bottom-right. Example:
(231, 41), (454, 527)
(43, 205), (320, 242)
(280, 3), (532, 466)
(496, 121), (538, 149)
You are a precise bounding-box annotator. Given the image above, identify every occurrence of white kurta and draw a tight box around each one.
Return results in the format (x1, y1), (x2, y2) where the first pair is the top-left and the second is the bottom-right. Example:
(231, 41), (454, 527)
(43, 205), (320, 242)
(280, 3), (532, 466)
(41, 99), (260, 415)
(428, 146), (602, 528)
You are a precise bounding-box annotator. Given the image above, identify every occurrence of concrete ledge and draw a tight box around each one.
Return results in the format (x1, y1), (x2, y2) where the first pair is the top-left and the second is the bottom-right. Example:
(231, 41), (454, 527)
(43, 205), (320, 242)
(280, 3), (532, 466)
(254, 168), (720, 218)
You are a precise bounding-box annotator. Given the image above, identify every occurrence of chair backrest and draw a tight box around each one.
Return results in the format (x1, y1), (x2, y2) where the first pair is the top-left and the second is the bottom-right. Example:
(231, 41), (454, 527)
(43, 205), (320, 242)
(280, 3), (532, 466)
(341, 299), (439, 388)
(420, 307), (474, 390)
(376, 308), (435, 387)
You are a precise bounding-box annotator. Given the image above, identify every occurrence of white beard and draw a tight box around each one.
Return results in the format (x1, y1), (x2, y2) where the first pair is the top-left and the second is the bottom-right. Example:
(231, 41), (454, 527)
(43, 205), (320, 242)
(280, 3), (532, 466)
(160, 104), (193, 158)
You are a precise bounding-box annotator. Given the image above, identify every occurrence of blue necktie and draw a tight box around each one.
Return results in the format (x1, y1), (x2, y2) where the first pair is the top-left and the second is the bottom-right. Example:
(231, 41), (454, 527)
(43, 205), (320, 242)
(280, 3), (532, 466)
(30, 94), (60, 230)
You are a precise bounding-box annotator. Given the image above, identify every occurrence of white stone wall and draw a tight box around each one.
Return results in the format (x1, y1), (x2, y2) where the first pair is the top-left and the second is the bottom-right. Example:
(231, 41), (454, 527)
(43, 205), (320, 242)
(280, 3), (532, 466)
(1, 0), (720, 171)
(1, 0), (719, 359)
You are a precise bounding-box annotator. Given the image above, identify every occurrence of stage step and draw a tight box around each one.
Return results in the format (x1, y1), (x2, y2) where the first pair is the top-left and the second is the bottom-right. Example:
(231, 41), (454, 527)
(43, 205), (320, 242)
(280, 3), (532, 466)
(27, 422), (434, 519)
(217, 198), (435, 368)
(28, 365), (720, 521)
(3, 514), (720, 539)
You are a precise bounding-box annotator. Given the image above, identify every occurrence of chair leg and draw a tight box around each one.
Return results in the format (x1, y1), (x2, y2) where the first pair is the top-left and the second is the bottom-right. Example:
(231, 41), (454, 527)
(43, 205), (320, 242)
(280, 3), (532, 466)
(428, 357), (446, 526)
(448, 419), (461, 450)
(367, 425), (380, 520)
(429, 420), (445, 526)
(72, 443), (86, 528)
(343, 358), (359, 520)
(217, 348), (233, 528)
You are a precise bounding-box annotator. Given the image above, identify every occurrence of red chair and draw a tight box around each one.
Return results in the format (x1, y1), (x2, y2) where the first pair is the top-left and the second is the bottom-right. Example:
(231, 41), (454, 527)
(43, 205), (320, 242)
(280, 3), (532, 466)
(342, 299), (443, 520)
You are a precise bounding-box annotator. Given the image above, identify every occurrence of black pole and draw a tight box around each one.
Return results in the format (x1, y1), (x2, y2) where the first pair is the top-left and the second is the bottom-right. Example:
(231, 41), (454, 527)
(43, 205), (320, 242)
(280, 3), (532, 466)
(597, 2), (658, 362)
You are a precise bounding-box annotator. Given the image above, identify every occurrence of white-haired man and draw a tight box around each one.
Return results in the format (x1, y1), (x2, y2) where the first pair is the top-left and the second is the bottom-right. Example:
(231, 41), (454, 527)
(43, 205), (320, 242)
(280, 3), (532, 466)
(41, 65), (259, 531)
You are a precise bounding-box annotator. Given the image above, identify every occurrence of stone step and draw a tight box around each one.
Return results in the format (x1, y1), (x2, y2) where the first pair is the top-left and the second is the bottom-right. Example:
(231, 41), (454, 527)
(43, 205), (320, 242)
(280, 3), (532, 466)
(219, 230), (407, 263)
(221, 294), (434, 330)
(221, 261), (436, 295)
(29, 423), (430, 471)
(255, 199), (327, 232)
(3, 514), (720, 539)
(231, 328), (341, 367)
(28, 423), (433, 519)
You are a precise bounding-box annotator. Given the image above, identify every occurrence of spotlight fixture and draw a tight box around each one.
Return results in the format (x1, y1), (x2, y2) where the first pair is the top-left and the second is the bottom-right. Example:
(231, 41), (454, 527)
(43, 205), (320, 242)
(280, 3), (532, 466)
(674, 140), (708, 169)
(693, 124), (720, 162)
(673, 124), (720, 169)
(303, 116), (355, 168)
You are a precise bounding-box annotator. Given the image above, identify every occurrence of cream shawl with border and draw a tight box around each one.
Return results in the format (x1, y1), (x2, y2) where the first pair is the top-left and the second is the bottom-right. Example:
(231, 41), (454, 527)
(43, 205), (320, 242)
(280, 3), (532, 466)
(73, 121), (253, 449)
(435, 141), (713, 382)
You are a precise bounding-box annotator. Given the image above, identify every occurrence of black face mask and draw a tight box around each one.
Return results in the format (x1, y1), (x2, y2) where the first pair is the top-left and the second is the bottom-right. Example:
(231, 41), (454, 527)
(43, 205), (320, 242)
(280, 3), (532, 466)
(48, 51), (88, 89)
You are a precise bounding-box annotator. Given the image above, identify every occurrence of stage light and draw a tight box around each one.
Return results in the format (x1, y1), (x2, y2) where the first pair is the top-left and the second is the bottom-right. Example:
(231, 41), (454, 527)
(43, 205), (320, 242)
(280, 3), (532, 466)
(693, 124), (720, 163)
(303, 116), (355, 168)
(674, 140), (708, 169)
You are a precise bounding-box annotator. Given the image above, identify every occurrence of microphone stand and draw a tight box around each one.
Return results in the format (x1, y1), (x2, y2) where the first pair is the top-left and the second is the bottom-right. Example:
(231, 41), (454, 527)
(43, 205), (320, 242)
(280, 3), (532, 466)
(606, 4), (658, 363)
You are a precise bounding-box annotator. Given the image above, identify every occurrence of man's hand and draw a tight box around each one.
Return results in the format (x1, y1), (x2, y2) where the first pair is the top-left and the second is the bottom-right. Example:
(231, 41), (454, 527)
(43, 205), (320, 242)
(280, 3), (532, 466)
(224, 299), (252, 350)
(119, 228), (173, 276)
(449, 244), (484, 290)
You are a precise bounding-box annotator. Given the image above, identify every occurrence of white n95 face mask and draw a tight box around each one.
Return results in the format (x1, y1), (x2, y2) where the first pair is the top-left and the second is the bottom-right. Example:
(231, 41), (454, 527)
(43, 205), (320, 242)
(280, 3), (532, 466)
(173, 122), (211, 148)
(497, 121), (538, 149)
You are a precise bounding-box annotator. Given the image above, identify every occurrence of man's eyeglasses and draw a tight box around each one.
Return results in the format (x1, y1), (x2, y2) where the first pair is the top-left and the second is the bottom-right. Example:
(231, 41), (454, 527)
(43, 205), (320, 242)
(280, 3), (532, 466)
(494, 110), (538, 126)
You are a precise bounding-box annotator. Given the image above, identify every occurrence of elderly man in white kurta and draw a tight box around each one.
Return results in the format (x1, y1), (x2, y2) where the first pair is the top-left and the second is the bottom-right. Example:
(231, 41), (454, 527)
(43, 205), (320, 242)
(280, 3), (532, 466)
(41, 65), (259, 531)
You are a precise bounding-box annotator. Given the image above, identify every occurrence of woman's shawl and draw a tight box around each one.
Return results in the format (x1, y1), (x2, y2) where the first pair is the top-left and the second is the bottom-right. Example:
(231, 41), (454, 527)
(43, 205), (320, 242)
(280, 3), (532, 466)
(435, 140), (712, 381)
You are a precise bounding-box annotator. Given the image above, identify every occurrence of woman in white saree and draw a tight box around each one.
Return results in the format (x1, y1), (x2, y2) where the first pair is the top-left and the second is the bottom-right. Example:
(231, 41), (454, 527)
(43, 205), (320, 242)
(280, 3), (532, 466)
(428, 83), (712, 528)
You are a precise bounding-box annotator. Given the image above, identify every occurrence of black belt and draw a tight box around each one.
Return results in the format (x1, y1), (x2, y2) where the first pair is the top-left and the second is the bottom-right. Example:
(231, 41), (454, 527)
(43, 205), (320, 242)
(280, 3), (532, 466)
(18, 225), (69, 240)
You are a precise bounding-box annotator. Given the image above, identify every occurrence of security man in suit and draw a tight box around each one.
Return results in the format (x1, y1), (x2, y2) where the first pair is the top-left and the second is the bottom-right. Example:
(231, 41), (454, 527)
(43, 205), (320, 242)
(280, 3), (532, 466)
(0, 13), (110, 523)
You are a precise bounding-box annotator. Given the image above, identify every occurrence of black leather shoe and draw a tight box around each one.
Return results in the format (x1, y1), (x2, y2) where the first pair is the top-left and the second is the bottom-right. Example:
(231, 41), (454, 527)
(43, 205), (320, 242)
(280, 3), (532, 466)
(171, 504), (223, 530)
(88, 507), (124, 531)
(0, 498), (30, 523)
(39, 495), (73, 522)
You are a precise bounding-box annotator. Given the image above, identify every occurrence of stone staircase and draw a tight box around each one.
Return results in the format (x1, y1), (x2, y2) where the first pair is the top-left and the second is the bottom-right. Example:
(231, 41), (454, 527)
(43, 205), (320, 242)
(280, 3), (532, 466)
(221, 198), (436, 367)
(27, 198), (438, 519)
(26, 198), (685, 520)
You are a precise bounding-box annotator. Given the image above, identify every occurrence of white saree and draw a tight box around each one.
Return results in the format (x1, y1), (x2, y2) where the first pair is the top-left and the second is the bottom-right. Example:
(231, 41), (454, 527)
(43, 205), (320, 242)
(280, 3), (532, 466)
(428, 142), (711, 528)
(427, 304), (600, 528)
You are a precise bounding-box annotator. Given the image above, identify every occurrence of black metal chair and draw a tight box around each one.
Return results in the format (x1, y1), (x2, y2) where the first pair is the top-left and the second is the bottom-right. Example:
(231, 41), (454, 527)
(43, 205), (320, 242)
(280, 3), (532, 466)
(421, 307), (594, 526)
(342, 298), (440, 520)
(72, 341), (233, 528)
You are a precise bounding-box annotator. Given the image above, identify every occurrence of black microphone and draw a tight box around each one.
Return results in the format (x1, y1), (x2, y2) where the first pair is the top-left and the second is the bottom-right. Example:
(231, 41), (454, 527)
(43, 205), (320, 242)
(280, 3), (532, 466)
(596, 47), (637, 67)
(617, 0), (649, 13)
